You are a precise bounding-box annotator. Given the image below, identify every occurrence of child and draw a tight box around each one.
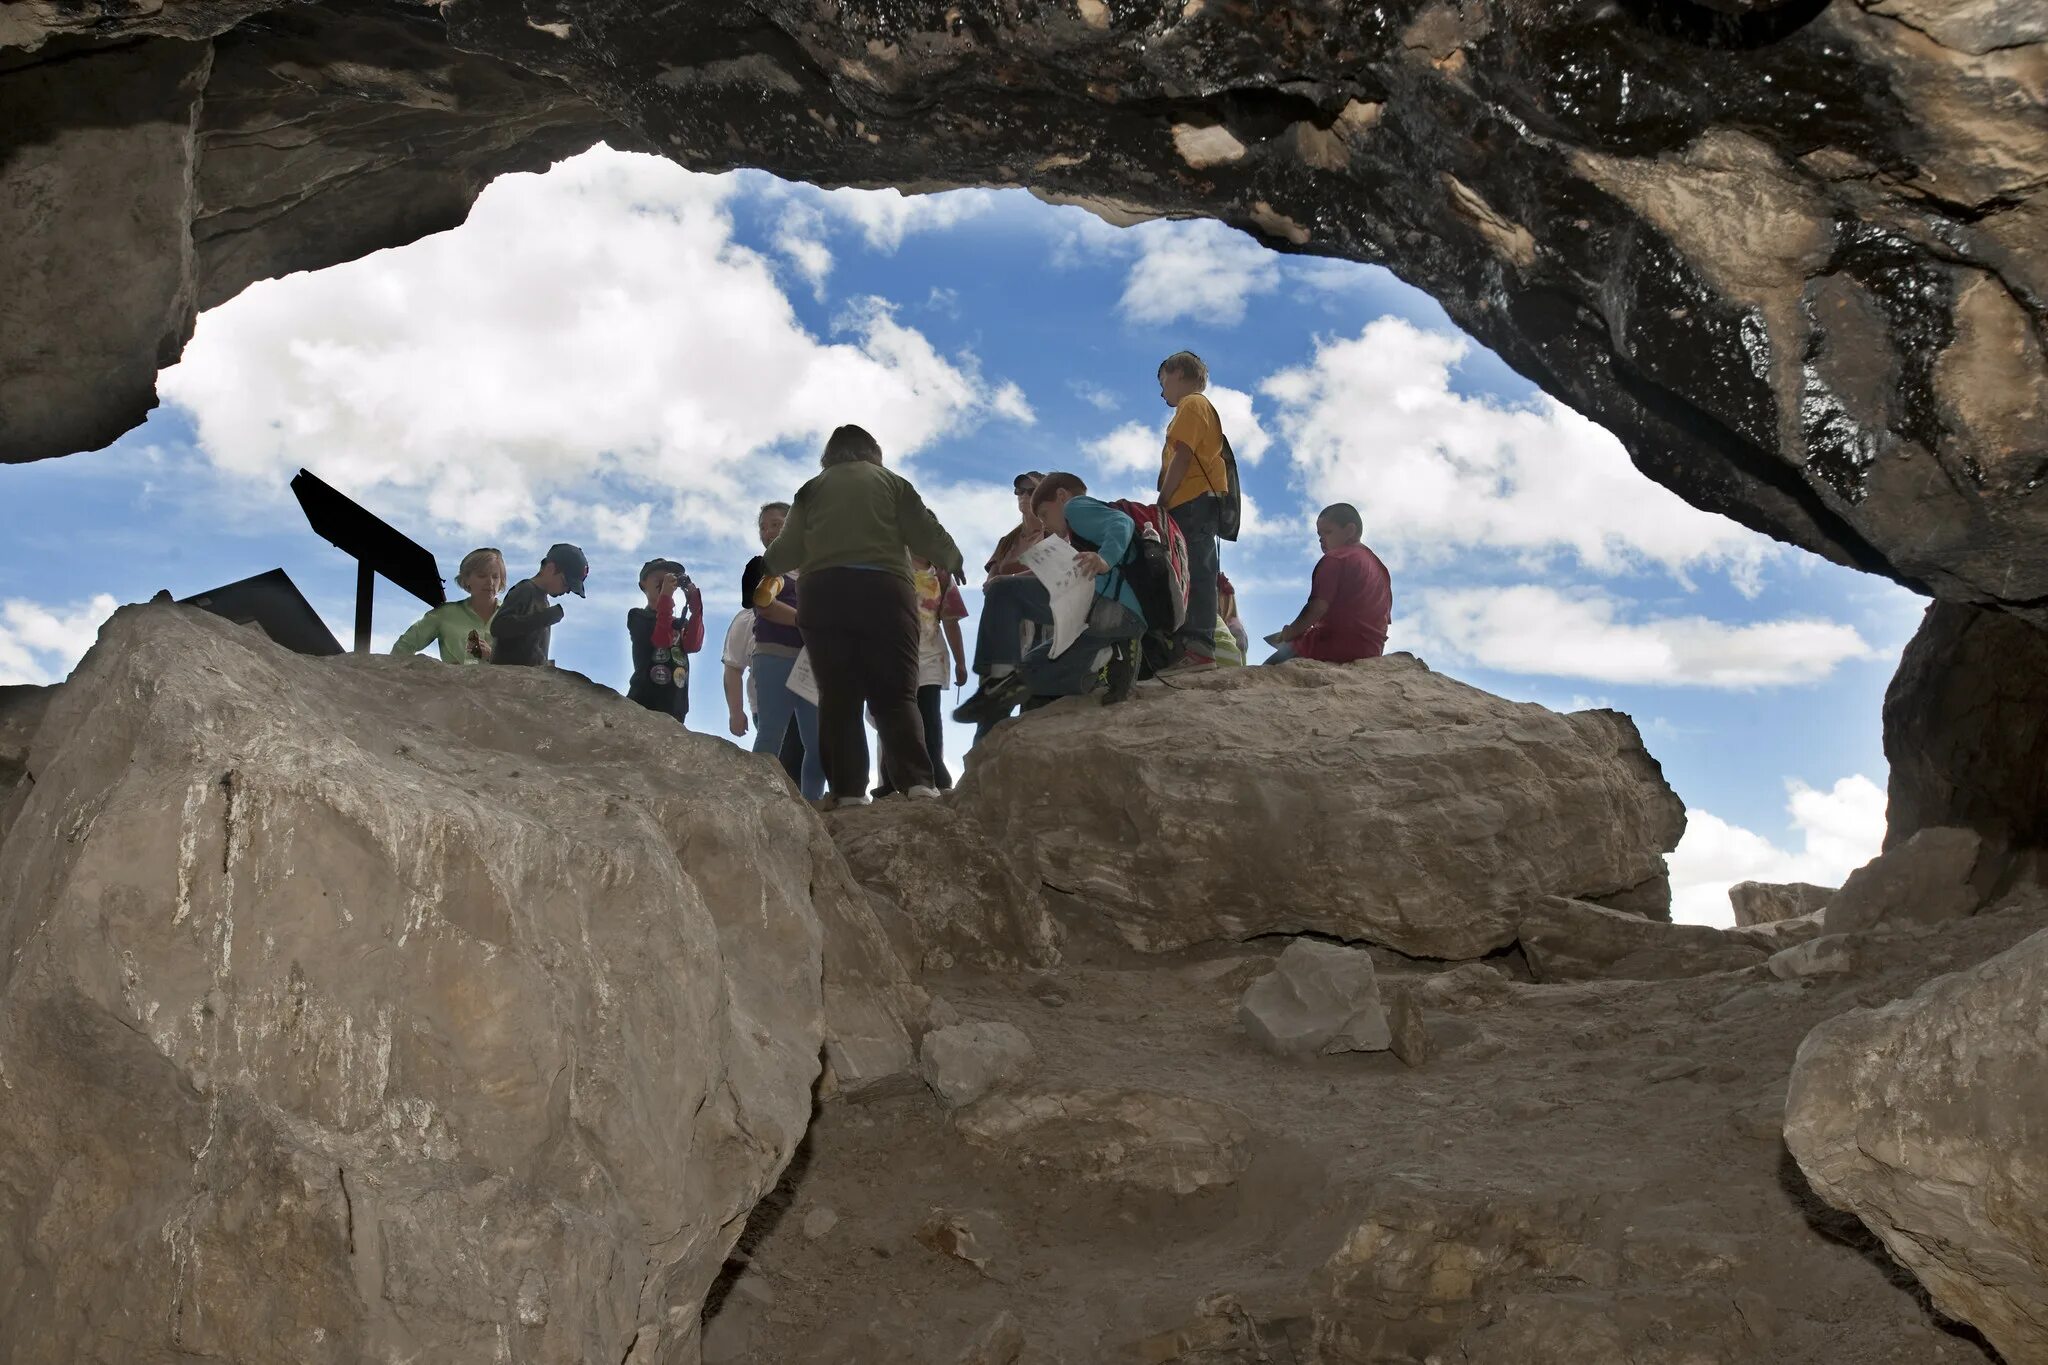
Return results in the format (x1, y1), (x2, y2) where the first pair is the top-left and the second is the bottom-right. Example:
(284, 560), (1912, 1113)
(627, 557), (705, 722)
(392, 547), (504, 664)
(880, 556), (968, 795)
(490, 542), (588, 666)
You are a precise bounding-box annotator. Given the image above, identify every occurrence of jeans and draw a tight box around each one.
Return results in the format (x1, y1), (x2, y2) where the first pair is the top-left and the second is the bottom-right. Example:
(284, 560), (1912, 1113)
(798, 567), (931, 798)
(752, 651), (825, 800)
(973, 574), (1052, 675)
(877, 685), (952, 795)
(1170, 494), (1221, 653)
(1017, 600), (1143, 698)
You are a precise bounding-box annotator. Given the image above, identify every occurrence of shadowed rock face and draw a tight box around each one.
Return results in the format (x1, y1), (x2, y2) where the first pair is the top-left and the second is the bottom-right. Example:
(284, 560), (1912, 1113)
(3, 0), (2044, 613)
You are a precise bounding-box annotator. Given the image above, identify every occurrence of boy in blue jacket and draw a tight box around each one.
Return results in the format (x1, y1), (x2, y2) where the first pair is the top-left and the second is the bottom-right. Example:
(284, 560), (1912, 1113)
(955, 472), (1146, 724)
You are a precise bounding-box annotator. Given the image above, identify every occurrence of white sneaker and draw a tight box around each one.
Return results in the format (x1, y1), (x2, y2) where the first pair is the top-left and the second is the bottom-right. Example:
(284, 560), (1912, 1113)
(906, 785), (942, 800)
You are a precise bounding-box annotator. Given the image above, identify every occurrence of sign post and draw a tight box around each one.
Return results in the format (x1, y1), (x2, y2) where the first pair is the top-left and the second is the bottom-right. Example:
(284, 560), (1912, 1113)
(290, 469), (445, 653)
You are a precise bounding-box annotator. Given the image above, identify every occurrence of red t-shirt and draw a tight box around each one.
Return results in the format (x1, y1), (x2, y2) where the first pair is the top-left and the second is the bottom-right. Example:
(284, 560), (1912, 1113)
(1296, 543), (1391, 663)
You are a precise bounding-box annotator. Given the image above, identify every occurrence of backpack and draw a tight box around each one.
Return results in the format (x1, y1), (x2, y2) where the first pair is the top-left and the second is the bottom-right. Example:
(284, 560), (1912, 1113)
(1213, 434), (1243, 542)
(1074, 498), (1191, 673)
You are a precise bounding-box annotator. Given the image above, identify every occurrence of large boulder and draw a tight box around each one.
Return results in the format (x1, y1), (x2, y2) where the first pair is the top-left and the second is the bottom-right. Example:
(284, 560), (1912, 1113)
(1884, 602), (2048, 851)
(956, 662), (1684, 959)
(1785, 927), (2048, 1363)
(0, 606), (889, 1363)
(1823, 826), (1990, 934)
(1518, 897), (1769, 982)
(1728, 880), (1833, 927)
(0, 684), (52, 845)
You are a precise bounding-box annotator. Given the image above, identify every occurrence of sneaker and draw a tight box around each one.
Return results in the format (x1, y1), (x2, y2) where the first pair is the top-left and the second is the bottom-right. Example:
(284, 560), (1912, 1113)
(906, 785), (942, 800)
(811, 794), (872, 813)
(1103, 641), (1139, 705)
(953, 672), (1029, 725)
(1159, 644), (1217, 674)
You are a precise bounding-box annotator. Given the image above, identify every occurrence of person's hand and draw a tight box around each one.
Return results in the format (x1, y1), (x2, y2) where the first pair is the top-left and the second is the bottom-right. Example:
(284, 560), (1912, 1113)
(1263, 630), (1287, 646)
(954, 659), (968, 687)
(728, 710), (748, 738)
(1075, 551), (1110, 577)
(950, 564), (967, 586)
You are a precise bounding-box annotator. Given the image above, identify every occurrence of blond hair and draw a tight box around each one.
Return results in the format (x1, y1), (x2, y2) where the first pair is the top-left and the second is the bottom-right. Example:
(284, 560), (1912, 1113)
(1159, 351), (1209, 387)
(457, 547), (505, 593)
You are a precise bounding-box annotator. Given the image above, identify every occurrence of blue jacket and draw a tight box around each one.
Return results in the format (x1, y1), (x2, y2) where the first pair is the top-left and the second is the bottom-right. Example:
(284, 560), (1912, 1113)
(1065, 496), (1144, 618)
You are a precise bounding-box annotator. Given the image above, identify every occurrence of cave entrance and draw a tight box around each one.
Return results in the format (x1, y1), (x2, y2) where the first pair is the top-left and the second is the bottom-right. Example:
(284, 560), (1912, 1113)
(0, 146), (1921, 925)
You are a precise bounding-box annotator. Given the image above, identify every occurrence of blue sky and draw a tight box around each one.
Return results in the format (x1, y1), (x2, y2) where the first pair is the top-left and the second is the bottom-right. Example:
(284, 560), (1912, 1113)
(0, 146), (1926, 924)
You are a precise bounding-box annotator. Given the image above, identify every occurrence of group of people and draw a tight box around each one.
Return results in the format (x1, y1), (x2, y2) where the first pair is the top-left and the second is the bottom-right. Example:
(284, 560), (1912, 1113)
(391, 350), (1393, 809)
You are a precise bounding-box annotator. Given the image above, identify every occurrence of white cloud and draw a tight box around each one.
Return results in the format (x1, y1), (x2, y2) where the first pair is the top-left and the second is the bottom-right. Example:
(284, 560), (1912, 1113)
(1409, 585), (1876, 688)
(160, 147), (1029, 566)
(1119, 219), (1281, 326)
(1085, 420), (1159, 476)
(1070, 381), (1120, 412)
(0, 595), (118, 685)
(990, 381), (1037, 426)
(770, 201), (833, 297)
(805, 185), (999, 251)
(1668, 775), (1887, 926)
(1265, 318), (1774, 588)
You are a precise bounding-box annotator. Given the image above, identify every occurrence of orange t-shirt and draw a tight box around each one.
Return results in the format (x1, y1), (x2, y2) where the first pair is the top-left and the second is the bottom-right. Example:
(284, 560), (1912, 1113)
(1159, 393), (1228, 510)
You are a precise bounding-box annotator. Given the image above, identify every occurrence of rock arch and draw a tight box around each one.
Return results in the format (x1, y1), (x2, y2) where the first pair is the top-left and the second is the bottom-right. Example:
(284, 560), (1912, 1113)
(4, 0), (2043, 612)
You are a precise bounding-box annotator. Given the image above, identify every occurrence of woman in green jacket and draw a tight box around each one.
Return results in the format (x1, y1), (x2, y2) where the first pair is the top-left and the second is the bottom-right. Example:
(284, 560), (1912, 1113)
(392, 547), (505, 663)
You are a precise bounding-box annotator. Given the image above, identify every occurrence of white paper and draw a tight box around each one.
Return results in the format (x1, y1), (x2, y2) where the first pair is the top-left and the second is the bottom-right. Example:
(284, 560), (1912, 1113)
(787, 648), (820, 705)
(1020, 536), (1098, 658)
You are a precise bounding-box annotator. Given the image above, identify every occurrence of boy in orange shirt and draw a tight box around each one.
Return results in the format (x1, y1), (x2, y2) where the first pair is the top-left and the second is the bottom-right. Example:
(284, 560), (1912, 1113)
(1156, 351), (1228, 670)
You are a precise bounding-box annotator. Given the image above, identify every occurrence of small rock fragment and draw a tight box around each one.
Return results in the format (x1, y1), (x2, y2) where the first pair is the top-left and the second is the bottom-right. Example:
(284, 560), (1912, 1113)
(1237, 939), (1391, 1058)
(915, 1208), (1011, 1279)
(801, 1206), (839, 1242)
(919, 1021), (1036, 1107)
(955, 1309), (1025, 1365)
(1383, 984), (1430, 1067)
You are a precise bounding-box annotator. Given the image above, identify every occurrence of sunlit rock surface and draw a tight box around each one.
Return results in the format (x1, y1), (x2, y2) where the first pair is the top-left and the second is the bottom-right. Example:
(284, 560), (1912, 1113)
(0, 606), (861, 1363)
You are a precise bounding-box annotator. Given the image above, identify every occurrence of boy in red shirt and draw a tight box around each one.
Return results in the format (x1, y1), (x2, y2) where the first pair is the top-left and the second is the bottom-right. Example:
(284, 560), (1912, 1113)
(1265, 503), (1392, 664)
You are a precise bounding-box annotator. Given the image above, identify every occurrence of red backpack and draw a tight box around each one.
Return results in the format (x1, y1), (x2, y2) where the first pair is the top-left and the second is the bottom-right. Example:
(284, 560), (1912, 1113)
(1099, 498), (1191, 640)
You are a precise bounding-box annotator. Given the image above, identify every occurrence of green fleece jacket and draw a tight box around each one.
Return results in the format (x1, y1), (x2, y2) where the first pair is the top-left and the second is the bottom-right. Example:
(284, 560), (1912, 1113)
(762, 461), (963, 585)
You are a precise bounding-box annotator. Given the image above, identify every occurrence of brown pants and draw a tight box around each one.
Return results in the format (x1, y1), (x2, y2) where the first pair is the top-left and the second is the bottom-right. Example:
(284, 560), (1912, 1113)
(797, 567), (932, 797)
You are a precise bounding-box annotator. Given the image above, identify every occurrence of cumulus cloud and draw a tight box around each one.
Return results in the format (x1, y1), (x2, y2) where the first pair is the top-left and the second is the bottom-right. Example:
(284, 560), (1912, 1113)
(1668, 775), (1887, 926)
(1264, 318), (1774, 589)
(1070, 380), (1120, 412)
(990, 381), (1038, 426)
(1408, 585), (1876, 688)
(0, 595), (118, 685)
(160, 146), (1029, 558)
(803, 184), (999, 250)
(770, 201), (833, 297)
(1119, 220), (1281, 326)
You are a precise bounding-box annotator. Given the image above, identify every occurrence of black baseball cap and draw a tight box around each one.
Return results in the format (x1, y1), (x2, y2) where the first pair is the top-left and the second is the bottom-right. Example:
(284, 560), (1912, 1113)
(1013, 470), (1045, 493)
(545, 542), (590, 596)
(638, 557), (684, 584)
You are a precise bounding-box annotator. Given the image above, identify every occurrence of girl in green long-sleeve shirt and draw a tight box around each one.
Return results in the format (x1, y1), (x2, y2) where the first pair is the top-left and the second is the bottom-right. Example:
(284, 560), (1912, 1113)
(392, 547), (505, 663)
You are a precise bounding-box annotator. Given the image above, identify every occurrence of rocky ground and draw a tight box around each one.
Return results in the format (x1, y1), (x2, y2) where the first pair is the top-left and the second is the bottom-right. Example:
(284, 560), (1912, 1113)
(703, 873), (2047, 1364)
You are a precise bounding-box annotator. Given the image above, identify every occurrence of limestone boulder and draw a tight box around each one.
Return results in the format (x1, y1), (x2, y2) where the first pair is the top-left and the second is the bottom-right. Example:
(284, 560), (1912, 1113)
(1237, 939), (1391, 1058)
(919, 1021), (1036, 1108)
(1823, 826), (1990, 934)
(1884, 602), (2048, 850)
(829, 801), (1061, 971)
(1785, 927), (2048, 1363)
(957, 663), (1684, 959)
(953, 1087), (1255, 1196)
(1518, 897), (1768, 982)
(0, 606), (881, 1363)
(1729, 880), (1834, 926)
